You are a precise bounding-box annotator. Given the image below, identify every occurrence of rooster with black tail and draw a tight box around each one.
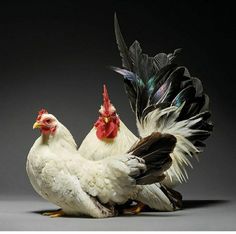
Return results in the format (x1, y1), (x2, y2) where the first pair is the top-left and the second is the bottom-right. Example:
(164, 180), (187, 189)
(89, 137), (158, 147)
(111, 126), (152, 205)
(112, 13), (213, 189)
(79, 84), (182, 213)
(78, 15), (212, 214)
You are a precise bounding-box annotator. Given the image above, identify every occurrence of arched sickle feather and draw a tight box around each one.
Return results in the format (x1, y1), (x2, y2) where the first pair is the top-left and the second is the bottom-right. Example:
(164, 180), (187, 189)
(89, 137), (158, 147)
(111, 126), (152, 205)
(110, 66), (137, 81)
(114, 13), (133, 71)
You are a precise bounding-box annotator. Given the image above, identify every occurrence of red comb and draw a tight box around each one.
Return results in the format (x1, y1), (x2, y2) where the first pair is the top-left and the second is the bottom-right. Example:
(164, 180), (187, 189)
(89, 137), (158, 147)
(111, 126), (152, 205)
(37, 108), (48, 120)
(103, 84), (111, 115)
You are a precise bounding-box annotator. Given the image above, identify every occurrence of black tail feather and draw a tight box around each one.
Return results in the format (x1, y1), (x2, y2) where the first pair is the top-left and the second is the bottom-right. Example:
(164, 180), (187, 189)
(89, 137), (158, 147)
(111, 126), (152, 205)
(129, 132), (176, 185)
(113, 14), (212, 154)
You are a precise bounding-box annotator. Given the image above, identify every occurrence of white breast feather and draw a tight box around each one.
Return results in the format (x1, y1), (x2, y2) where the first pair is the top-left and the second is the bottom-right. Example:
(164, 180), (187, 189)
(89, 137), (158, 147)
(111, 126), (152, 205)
(78, 121), (138, 160)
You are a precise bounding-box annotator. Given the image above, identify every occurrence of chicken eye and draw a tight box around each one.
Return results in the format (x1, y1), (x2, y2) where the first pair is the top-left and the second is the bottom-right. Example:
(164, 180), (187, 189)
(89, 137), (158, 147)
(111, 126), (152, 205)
(45, 119), (52, 124)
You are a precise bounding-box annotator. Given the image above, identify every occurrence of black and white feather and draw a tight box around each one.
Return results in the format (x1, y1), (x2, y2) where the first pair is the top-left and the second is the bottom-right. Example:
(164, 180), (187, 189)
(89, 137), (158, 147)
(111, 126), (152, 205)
(112, 14), (213, 187)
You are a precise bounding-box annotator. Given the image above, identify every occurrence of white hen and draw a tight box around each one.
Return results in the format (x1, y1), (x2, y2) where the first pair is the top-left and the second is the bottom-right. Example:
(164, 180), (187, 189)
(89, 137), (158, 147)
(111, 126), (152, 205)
(26, 109), (176, 218)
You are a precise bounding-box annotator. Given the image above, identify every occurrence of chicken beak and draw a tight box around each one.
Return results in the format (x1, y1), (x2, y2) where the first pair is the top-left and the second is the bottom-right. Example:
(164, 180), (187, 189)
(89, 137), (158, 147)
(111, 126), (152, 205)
(33, 122), (41, 129)
(104, 117), (109, 124)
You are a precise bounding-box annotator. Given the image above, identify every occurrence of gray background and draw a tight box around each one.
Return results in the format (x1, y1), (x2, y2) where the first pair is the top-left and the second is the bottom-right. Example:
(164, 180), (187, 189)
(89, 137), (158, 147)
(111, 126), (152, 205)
(0, 0), (235, 231)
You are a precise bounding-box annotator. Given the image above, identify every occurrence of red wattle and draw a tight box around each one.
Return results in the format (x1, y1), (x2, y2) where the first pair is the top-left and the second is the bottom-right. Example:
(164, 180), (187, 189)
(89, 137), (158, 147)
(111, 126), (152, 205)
(94, 117), (120, 140)
(40, 126), (56, 135)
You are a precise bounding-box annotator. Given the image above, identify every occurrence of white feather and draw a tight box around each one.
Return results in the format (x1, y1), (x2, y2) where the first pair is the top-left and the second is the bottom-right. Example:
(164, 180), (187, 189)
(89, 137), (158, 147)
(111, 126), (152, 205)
(78, 119), (177, 210)
(137, 105), (202, 187)
(78, 121), (138, 160)
(26, 120), (152, 217)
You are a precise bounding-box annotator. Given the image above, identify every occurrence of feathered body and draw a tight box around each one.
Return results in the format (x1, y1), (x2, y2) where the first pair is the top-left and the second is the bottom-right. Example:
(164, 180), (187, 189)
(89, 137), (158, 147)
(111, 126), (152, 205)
(79, 86), (182, 211)
(27, 110), (177, 217)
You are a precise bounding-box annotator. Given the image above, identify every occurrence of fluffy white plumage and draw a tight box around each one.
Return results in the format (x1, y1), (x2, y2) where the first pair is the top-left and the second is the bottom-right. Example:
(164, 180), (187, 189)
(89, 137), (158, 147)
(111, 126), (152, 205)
(26, 113), (174, 217)
(137, 104), (202, 187)
(79, 106), (199, 188)
(79, 117), (179, 211)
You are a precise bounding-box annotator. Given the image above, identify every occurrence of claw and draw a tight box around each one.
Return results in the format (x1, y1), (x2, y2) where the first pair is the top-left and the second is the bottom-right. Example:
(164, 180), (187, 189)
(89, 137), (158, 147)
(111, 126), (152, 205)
(123, 202), (146, 215)
(42, 209), (65, 218)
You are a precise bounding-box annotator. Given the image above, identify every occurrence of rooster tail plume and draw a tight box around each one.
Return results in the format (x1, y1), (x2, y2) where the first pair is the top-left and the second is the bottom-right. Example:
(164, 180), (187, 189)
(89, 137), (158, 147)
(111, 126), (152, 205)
(113, 14), (213, 186)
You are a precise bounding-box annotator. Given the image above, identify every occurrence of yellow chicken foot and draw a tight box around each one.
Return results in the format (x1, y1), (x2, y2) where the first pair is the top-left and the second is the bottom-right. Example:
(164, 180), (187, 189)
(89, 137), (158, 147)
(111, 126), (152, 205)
(42, 209), (65, 218)
(123, 202), (146, 215)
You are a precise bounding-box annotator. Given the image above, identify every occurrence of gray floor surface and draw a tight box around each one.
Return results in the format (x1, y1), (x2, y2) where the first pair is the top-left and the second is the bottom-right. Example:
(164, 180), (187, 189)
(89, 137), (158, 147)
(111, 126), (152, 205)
(0, 195), (235, 231)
